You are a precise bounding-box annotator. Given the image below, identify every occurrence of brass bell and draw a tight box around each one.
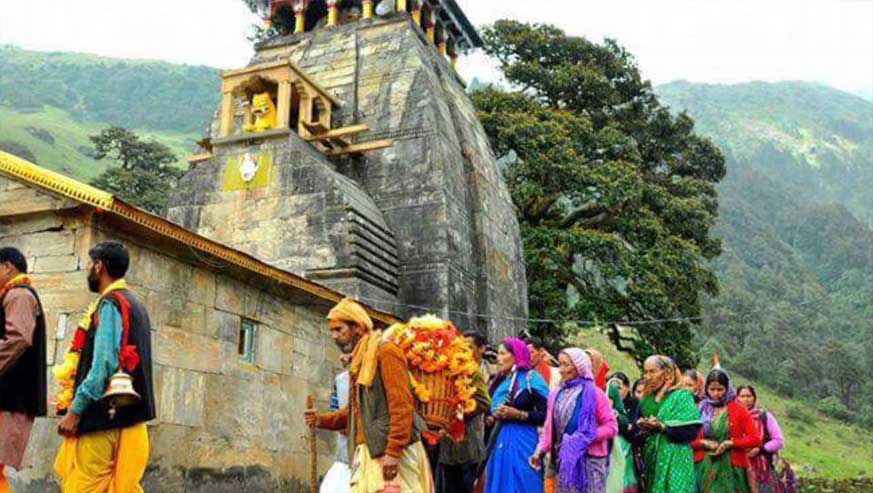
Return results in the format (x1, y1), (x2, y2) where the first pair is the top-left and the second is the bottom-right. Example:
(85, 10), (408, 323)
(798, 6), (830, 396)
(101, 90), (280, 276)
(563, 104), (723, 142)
(102, 370), (141, 415)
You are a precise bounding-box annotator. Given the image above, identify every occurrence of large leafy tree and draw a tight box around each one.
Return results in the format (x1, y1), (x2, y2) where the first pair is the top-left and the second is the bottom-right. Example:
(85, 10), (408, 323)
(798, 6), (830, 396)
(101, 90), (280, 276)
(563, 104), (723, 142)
(473, 21), (725, 367)
(89, 127), (183, 214)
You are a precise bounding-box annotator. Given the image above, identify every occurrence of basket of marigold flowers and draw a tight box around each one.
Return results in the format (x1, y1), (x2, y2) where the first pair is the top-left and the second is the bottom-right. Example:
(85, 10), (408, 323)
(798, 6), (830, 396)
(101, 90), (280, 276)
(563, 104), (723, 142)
(384, 314), (480, 444)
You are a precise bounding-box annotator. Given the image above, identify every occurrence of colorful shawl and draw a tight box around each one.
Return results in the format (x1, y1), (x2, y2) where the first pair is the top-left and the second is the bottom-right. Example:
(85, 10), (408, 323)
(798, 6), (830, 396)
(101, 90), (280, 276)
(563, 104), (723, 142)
(539, 348), (598, 493)
(699, 369), (737, 437)
(641, 388), (701, 493)
(490, 366), (550, 413)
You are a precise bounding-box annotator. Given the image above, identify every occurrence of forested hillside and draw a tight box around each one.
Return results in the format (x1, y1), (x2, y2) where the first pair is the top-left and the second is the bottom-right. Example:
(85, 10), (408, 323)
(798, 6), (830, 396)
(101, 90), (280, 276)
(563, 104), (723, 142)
(657, 81), (873, 427)
(0, 46), (219, 177)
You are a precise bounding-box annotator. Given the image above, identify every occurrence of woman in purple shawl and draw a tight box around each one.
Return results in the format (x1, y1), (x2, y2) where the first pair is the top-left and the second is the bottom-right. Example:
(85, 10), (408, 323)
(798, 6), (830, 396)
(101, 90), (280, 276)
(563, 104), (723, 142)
(530, 348), (618, 493)
(483, 337), (551, 493)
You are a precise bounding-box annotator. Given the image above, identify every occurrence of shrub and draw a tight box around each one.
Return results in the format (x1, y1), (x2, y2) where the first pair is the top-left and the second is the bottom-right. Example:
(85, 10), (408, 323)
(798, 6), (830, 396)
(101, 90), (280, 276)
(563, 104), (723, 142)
(786, 404), (815, 424)
(816, 396), (855, 422)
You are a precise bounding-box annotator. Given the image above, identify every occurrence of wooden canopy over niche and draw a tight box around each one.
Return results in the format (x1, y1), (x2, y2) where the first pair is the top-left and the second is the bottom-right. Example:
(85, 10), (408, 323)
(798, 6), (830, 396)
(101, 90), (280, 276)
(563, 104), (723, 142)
(219, 59), (340, 139)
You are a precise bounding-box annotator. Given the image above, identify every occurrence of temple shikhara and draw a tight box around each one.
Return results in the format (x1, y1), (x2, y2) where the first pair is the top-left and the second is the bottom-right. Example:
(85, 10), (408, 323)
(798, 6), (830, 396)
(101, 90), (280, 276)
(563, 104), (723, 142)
(0, 1), (527, 491)
(168, 0), (527, 334)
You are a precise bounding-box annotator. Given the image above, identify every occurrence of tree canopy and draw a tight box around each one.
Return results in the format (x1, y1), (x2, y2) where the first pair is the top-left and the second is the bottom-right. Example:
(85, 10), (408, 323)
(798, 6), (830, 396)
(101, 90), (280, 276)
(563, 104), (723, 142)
(472, 21), (726, 367)
(89, 127), (184, 214)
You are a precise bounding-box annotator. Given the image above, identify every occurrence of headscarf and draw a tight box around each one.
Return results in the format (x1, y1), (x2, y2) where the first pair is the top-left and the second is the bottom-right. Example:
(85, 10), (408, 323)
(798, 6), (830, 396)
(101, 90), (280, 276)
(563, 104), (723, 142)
(645, 355), (683, 395)
(538, 348), (598, 493)
(586, 348), (609, 390)
(502, 337), (532, 370)
(699, 368), (737, 437)
(563, 348), (594, 380)
(327, 298), (379, 387)
(490, 338), (549, 411)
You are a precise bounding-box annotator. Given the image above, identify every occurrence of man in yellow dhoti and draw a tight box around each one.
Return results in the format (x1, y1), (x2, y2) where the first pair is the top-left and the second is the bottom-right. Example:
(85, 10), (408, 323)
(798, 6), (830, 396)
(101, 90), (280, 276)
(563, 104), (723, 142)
(305, 298), (433, 493)
(54, 241), (156, 493)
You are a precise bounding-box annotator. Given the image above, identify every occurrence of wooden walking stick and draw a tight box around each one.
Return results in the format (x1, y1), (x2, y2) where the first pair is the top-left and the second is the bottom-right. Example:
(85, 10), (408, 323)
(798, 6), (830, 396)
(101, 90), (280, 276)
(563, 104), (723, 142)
(307, 394), (317, 493)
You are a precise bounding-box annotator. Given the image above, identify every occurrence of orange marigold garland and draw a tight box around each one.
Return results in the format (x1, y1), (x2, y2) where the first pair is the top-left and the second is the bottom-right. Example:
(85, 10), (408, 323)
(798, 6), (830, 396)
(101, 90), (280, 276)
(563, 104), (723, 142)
(52, 279), (129, 413)
(384, 314), (480, 444)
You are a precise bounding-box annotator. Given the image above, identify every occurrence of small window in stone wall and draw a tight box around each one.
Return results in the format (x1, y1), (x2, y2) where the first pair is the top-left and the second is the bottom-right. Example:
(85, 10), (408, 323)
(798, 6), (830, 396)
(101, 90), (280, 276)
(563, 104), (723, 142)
(238, 318), (258, 365)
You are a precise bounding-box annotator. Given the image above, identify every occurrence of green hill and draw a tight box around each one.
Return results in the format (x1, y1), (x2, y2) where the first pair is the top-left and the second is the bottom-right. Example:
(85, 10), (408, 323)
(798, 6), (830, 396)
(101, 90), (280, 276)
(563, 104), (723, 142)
(657, 80), (873, 225)
(654, 81), (873, 472)
(0, 45), (220, 176)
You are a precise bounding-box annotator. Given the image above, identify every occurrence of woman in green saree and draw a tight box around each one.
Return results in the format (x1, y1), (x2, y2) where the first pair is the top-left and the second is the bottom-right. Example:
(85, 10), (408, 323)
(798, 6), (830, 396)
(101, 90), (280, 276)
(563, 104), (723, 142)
(634, 355), (702, 493)
(692, 369), (762, 493)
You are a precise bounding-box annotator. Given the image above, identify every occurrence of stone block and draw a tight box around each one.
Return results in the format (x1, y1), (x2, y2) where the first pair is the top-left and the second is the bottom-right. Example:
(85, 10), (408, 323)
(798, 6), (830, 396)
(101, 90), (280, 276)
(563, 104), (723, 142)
(189, 268), (217, 307)
(212, 309), (241, 342)
(31, 255), (79, 273)
(0, 186), (72, 217)
(154, 326), (223, 374)
(0, 212), (63, 237)
(203, 373), (266, 450)
(2, 229), (75, 258)
(155, 365), (206, 427)
(255, 326), (294, 375)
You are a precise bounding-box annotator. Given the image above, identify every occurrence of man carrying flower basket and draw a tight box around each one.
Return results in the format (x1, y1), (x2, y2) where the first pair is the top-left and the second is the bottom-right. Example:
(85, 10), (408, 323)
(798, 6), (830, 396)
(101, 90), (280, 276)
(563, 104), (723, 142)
(305, 298), (433, 493)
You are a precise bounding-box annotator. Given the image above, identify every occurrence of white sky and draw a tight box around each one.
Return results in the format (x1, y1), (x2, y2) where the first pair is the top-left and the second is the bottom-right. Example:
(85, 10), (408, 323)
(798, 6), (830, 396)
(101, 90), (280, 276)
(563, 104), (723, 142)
(1, 0), (871, 98)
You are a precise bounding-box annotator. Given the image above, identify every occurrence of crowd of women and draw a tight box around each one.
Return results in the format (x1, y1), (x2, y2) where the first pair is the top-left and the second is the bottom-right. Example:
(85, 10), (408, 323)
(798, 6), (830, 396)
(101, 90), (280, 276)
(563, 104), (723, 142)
(475, 336), (792, 493)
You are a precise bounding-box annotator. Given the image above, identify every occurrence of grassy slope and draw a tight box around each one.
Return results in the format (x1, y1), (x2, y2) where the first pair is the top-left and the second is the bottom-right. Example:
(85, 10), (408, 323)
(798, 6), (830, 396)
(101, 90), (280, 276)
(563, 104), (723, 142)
(573, 330), (873, 479)
(0, 105), (196, 180)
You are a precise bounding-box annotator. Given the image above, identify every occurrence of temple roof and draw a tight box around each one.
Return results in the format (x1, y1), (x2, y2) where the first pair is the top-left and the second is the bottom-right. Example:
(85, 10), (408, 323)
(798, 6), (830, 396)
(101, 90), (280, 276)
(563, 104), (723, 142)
(438, 0), (483, 50)
(0, 149), (401, 326)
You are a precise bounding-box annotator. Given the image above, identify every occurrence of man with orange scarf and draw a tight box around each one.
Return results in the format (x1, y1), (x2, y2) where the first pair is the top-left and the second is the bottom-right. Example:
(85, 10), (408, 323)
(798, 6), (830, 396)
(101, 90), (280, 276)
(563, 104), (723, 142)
(0, 247), (46, 493)
(305, 298), (433, 493)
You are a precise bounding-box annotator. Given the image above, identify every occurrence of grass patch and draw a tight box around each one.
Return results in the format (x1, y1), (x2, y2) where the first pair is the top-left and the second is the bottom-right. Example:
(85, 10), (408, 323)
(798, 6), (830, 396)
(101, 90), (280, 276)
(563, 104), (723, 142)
(0, 105), (197, 181)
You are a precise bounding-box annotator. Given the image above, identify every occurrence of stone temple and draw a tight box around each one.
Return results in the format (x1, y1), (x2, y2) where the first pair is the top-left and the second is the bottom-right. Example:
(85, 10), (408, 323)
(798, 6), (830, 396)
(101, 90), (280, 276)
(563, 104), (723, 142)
(0, 1), (528, 491)
(166, 0), (528, 336)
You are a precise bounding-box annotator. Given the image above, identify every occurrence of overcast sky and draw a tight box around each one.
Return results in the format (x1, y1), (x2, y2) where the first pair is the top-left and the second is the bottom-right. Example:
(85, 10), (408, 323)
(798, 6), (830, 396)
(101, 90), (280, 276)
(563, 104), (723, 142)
(1, 0), (871, 98)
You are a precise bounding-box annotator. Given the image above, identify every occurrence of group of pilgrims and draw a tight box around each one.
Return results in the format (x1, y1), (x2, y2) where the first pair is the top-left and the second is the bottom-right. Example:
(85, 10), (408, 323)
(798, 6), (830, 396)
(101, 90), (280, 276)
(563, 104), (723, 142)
(0, 242), (793, 493)
(310, 298), (794, 493)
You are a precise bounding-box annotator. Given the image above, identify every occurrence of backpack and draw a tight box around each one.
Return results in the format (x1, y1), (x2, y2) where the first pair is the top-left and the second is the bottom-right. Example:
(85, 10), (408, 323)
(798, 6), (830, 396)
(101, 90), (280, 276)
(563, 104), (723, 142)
(759, 409), (776, 466)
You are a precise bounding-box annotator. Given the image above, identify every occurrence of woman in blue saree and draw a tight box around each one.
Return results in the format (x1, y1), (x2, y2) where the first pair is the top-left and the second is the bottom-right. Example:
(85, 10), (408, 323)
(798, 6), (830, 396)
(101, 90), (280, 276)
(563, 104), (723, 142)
(484, 337), (551, 493)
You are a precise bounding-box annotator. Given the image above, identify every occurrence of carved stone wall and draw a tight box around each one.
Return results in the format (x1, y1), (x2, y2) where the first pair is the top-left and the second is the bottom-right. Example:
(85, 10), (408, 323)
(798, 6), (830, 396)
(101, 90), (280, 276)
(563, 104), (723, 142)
(0, 176), (342, 493)
(168, 16), (527, 337)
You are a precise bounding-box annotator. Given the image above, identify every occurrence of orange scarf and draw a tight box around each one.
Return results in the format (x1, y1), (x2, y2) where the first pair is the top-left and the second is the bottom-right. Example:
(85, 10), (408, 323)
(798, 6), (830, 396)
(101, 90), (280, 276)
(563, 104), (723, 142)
(0, 273), (30, 298)
(328, 298), (380, 387)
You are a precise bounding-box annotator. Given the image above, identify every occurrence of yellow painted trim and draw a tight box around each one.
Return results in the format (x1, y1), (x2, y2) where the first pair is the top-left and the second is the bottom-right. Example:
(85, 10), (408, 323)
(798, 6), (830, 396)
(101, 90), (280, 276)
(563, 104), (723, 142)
(0, 151), (400, 326)
(295, 10), (306, 33)
(187, 153), (213, 164)
(0, 151), (114, 209)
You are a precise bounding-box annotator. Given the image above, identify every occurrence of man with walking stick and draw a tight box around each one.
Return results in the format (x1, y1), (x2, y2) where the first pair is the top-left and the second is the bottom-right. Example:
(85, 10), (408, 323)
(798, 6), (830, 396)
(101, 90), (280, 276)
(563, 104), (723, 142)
(304, 298), (432, 493)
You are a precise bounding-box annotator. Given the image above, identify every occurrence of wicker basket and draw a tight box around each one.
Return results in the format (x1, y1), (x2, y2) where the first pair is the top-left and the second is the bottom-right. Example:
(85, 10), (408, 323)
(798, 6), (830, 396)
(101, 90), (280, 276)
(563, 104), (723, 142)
(412, 368), (457, 430)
